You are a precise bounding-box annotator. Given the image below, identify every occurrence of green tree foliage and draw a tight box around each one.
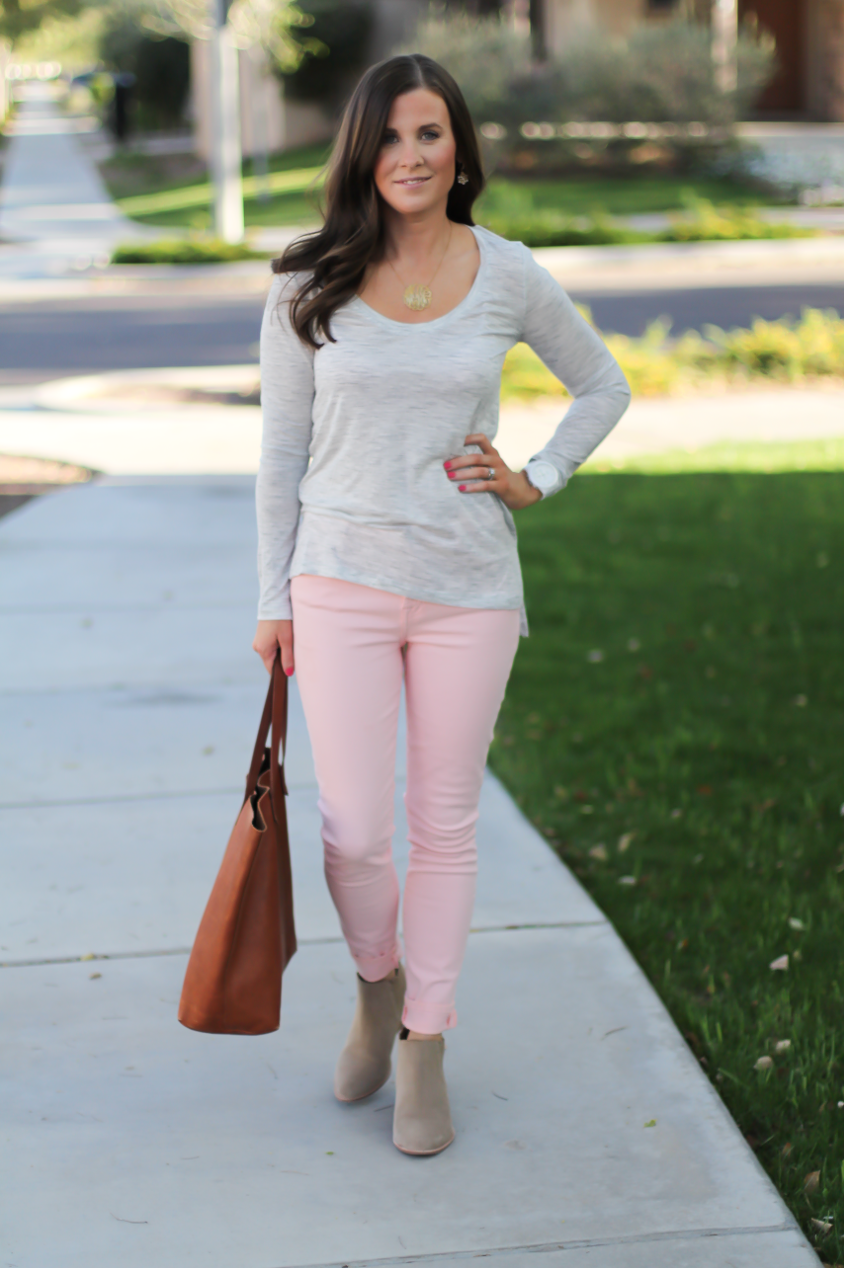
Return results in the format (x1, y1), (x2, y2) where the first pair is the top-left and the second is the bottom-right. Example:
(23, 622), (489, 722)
(99, 9), (190, 128)
(279, 0), (374, 106)
(0, 0), (84, 43)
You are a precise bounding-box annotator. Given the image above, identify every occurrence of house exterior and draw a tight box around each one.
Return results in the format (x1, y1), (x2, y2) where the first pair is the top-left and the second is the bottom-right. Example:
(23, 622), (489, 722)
(535, 0), (844, 119)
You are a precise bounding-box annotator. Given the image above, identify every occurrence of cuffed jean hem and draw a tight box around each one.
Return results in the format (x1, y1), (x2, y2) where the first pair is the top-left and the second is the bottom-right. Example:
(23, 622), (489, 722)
(402, 997), (457, 1034)
(353, 941), (403, 983)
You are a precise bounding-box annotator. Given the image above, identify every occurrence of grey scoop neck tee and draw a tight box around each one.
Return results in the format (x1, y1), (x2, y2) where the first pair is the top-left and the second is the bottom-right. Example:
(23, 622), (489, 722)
(256, 224), (631, 635)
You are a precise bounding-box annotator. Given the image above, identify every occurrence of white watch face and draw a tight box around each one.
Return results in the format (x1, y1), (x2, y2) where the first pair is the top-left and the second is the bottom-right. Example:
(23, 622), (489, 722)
(527, 461), (558, 495)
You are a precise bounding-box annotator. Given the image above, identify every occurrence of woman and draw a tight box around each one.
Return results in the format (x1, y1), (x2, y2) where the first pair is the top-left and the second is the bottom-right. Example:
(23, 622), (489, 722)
(253, 53), (630, 1156)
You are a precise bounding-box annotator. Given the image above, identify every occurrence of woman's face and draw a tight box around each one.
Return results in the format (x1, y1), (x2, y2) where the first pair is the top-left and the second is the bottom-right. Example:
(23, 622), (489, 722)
(373, 88), (458, 217)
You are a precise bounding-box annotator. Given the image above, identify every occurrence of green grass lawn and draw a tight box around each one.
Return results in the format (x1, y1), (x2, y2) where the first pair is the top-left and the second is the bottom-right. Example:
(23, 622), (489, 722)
(101, 141), (783, 231)
(494, 451), (844, 1263)
(477, 172), (786, 219)
(102, 142), (329, 230)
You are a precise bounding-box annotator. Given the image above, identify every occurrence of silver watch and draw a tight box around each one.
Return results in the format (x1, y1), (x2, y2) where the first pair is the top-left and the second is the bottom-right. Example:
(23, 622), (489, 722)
(524, 460), (560, 498)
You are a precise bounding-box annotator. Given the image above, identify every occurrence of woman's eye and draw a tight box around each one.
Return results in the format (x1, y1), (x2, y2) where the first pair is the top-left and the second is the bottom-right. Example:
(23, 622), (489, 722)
(382, 131), (441, 144)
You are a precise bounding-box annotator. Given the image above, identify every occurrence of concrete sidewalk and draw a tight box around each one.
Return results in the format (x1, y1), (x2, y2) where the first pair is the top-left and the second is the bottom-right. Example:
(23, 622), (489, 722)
(0, 82), (151, 279)
(0, 475), (816, 1267)
(0, 365), (842, 476)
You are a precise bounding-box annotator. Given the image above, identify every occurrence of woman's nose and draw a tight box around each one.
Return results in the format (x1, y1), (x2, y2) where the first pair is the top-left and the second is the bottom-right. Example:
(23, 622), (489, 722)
(398, 141), (423, 168)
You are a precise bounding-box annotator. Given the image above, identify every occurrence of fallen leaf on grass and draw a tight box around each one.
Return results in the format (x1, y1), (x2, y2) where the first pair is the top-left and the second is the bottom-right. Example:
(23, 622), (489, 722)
(588, 844), (608, 861)
(793, 694), (808, 707)
(769, 954), (789, 971)
(811, 1219), (832, 1237)
(754, 1055), (773, 1070)
(774, 1039), (792, 1053)
(804, 1171), (821, 1195)
(587, 649), (604, 663)
(788, 917), (805, 931)
(617, 832), (635, 853)
(618, 876), (636, 886)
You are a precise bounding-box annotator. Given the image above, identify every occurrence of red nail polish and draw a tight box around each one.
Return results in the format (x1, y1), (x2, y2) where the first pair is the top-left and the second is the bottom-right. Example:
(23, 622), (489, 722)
(443, 462), (451, 470)
(458, 484), (466, 492)
(285, 667), (294, 676)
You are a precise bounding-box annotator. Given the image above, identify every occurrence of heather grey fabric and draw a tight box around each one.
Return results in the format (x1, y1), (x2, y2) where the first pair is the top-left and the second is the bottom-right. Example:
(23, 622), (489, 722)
(256, 225), (631, 633)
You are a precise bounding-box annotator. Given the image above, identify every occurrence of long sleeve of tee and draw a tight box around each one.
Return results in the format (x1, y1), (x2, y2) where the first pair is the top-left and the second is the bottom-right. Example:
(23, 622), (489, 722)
(256, 225), (631, 631)
(518, 243), (631, 496)
(256, 272), (314, 621)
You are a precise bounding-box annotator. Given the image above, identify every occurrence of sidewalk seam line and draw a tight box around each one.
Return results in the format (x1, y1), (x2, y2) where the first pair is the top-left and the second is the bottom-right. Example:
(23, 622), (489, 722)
(0, 785), (321, 809)
(272, 1222), (798, 1268)
(0, 924), (608, 969)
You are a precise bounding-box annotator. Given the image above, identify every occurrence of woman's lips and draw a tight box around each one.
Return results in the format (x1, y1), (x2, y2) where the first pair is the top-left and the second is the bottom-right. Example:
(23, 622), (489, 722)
(396, 176), (431, 186)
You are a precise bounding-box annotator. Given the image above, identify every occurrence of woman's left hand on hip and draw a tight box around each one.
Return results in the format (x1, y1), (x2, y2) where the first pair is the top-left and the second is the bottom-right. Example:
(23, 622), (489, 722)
(443, 432), (541, 511)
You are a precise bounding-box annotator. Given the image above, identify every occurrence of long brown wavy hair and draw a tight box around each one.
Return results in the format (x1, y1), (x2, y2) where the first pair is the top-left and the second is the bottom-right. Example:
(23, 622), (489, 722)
(273, 53), (486, 350)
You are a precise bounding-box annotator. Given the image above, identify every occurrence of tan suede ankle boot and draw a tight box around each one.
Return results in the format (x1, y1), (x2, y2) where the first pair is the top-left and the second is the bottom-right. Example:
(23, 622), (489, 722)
(392, 1030), (455, 1155)
(334, 965), (406, 1103)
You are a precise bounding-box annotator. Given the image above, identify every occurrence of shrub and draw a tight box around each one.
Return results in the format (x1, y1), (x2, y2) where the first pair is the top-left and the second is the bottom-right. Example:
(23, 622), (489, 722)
(393, 8), (531, 122)
(397, 10), (776, 174)
(500, 307), (844, 400)
(705, 309), (844, 380)
(477, 200), (811, 248)
(478, 212), (648, 248)
(550, 19), (774, 129)
(111, 238), (266, 265)
(658, 198), (809, 241)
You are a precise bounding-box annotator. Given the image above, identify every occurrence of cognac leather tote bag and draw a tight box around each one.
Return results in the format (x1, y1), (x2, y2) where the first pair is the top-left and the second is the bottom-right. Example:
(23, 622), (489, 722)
(178, 653), (296, 1035)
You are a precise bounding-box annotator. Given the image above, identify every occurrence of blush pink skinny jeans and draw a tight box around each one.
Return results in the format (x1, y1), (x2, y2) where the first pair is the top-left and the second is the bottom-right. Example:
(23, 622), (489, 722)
(290, 575), (520, 1034)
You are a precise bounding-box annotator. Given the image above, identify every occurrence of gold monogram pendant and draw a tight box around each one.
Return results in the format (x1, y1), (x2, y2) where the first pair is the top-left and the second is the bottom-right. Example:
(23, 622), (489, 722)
(403, 283), (432, 312)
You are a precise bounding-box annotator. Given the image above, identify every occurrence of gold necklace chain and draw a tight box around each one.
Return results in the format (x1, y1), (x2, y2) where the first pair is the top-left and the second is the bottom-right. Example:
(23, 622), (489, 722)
(386, 221), (453, 312)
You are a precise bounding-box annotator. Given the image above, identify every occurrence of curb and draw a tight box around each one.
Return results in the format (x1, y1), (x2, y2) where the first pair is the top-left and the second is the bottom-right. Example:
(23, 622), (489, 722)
(2, 235), (844, 303)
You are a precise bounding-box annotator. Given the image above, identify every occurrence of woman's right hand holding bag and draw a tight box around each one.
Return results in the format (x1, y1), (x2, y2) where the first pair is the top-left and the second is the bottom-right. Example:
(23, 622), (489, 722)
(254, 619), (295, 676)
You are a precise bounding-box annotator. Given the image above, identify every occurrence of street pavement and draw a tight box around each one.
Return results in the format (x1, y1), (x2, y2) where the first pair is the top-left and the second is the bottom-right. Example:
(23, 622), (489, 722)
(2, 278), (844, 388)
(0, 476), (817, 1268)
